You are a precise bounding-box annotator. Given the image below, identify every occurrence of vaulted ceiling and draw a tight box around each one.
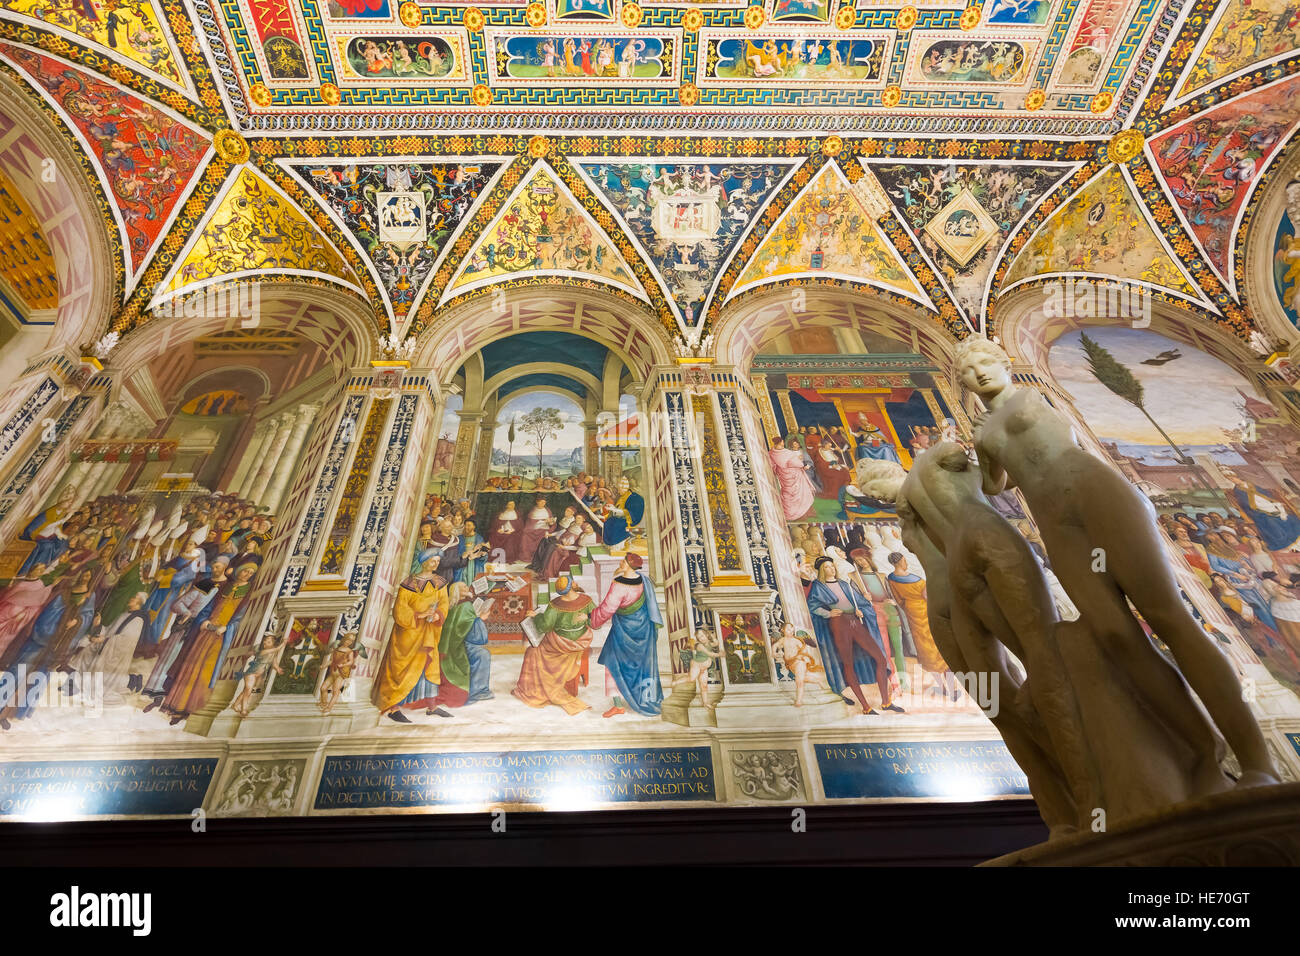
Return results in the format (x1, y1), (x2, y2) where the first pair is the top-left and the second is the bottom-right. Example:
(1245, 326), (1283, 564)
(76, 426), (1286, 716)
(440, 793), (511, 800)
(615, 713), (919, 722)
(0, 0), (1297, 355)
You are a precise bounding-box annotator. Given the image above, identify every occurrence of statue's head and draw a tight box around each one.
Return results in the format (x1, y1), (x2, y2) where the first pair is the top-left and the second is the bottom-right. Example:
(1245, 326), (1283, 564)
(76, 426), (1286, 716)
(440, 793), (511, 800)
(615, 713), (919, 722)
(954, 336), (1013, 400)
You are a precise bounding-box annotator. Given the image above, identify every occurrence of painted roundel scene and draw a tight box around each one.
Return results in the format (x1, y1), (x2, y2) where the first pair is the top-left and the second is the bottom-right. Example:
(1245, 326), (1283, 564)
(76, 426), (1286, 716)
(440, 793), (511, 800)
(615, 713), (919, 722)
(0, 0), (1299, 835)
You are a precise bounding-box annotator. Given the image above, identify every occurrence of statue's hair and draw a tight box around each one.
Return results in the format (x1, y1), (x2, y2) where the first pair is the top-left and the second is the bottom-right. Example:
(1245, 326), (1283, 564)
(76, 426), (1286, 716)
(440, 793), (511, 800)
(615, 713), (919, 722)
(953, 335), (1011, 370)
(855, 459), (906, 501)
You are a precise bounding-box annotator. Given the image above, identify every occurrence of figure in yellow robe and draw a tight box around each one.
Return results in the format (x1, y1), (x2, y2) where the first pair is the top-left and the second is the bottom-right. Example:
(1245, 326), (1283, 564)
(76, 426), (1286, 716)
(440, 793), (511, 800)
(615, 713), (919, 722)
(373, 550), (449, 721)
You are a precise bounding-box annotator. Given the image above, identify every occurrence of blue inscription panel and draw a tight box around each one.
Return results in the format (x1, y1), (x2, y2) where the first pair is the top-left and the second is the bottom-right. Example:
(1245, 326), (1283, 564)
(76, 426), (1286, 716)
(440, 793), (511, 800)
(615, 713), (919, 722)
(1287, 732), (1300, 759)
(816, 740), (1028, 799)
(315, 746), (716, 810)
(0, 758), (218, 817)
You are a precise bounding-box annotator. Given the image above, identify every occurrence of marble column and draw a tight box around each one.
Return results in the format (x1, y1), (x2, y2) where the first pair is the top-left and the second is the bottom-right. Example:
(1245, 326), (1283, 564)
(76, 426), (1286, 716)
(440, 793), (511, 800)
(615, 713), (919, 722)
(583, 418), (600, 475)
(230, 417), (273, 497)
(447, 410), (483, 500)
(653, 368), (844, 728)
(263, 403), (320, 513)
(0, 348), (74, 485)
(246, 412), (293, 507)
(470, 417), (496, 493)
(0, 388), (102, 543)
(191, 369), (438, 740)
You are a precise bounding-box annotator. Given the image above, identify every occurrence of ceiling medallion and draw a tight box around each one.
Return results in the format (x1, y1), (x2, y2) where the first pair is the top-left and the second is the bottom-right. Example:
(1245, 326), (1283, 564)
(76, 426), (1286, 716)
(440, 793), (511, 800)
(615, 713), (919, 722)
(881, 85), (902, 108)
(821, 135), (844, 158)
(1025, 88), (1045, 111)
(682, 8), (704, 32)
(320, 82), (341, 106)
(1090, 90), (1114, 113)
(1107, 129), (1145, 164)
(744, 4), (766, 30)
(923, 186), (998, 266)
(249, 83), (272, 108)
(834, 4), (856, 29)
(959, 5), (980, 30)
(622, 2), (643, 28)
(525, 2), (547, 28)
(463, 7), (485, 31)
(214, 129), (249, 164)
(399, 1), (422, 27)
(679, 82), (700, 106)
(472, 83), (493, 107)
(527, 135), (551, 158)
(895, 6), (918, 30)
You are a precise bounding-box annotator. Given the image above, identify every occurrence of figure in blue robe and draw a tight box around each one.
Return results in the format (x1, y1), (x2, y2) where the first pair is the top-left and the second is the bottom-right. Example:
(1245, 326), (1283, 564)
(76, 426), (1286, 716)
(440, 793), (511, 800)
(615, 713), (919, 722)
(592, 563), (663, 716)
(465, 615), (493, 703)
(1233, 486), (1300, 553)
(602, 482), (645, 548)
(806, 574), (886, 697)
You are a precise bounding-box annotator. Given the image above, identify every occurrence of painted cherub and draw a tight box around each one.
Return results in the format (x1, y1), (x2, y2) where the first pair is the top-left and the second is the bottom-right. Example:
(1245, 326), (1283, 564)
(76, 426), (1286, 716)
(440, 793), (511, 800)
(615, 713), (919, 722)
(684, 627), (724, 710)
(771, 622), (820, 707)
(230, 633), (285, 717)
(318, 633), (360, 714)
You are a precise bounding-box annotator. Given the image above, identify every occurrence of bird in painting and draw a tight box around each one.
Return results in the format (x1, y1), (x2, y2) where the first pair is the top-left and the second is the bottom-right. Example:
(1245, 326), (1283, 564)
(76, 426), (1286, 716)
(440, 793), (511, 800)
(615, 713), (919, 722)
(1140, 349), (1182, 366)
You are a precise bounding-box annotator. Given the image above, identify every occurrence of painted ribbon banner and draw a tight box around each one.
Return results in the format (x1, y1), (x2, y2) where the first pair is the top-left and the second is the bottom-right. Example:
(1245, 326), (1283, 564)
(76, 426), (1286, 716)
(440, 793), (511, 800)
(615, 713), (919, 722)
(0, 758), (218, 817)
(314, 746), (716, 809)
(815, 740), (1029, 799)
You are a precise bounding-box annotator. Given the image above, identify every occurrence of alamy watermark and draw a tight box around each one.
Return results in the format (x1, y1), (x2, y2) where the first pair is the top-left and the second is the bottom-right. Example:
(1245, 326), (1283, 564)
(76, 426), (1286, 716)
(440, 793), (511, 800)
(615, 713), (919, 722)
(150, 280), (262, 327)
(0, 667), (104, 719)
(1042, 277), (1151, 328)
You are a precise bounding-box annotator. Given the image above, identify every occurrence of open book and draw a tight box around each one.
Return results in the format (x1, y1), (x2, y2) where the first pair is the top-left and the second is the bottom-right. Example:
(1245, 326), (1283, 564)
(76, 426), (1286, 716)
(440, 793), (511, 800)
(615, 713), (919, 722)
(520, 614), (542, 648)
(472, 596), (495, 619)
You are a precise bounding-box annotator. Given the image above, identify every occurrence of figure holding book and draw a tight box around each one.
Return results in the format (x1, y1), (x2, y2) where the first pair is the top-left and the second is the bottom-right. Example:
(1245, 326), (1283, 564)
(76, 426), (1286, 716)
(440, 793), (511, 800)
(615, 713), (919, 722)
(513, 575), (593, 715)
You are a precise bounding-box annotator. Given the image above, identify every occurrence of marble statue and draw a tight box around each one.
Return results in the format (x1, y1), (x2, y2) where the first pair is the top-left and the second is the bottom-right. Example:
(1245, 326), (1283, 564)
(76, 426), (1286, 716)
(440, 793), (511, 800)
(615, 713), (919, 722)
(955, 336), (1277, 791)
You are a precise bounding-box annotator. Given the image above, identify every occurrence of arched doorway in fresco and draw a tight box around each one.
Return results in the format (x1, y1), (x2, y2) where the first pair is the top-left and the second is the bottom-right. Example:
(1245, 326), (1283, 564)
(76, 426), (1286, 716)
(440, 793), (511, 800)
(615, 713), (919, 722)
(402, 315), (666, 726)
(723, 299), (983, 717)
(0, 287), (371, 737)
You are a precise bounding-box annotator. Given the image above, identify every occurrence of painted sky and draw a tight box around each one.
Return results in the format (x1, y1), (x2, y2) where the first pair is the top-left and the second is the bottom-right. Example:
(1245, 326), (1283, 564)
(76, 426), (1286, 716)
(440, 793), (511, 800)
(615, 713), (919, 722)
(492, 392), (586, 455)
(1048, 327), (1261, 446)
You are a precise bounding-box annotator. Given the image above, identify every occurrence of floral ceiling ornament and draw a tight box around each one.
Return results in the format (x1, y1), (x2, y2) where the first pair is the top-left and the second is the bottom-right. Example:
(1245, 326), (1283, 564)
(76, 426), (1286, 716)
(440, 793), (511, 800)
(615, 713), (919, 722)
(834, 3), (857, 29)
(682, 8), (705, 32)
(525, 2), (547, 28)
(249, 83), (272, 108)
(622, 3), (644, 28)
(895, 6), (918, 30)
(527, 135), (551, 158)
(319, 83), (341, 106)
(1025, 89), (1046, 111)
(1091, 91), (1114, 114)
(673, 329), (716, 362)
(214, 129), (250, 164)
(399, 1), (422, 28)
(882, 85), (902, 108)
(91, 331), (120, 361)
(378, 331), (417, 362)
(463, 7), (486, 31)
(1107, 129), (1145, 165)
(959, 5), (981, 30)
(744, 5), (766, 30)
(821, 135), (844, 158)
(472, 84), (493, 106)
(679, 83), (700, 107)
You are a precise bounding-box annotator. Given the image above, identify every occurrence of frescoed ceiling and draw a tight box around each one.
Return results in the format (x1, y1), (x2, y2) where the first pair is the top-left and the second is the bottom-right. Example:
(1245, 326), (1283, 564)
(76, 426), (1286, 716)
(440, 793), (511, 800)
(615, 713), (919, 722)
(0, 0), (1299, 351)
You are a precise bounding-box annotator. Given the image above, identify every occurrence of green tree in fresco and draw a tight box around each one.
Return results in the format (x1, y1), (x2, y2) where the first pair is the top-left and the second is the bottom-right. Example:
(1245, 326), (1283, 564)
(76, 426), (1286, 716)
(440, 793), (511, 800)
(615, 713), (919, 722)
(1079, 331), (1191, 465)
(519, 407), (563, 476)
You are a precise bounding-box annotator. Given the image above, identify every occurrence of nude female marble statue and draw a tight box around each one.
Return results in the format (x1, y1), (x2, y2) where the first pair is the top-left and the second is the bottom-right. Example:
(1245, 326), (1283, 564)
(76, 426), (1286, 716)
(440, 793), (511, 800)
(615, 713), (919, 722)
(957, 336), (1276, 789)
(890, 444), (1225, 830)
